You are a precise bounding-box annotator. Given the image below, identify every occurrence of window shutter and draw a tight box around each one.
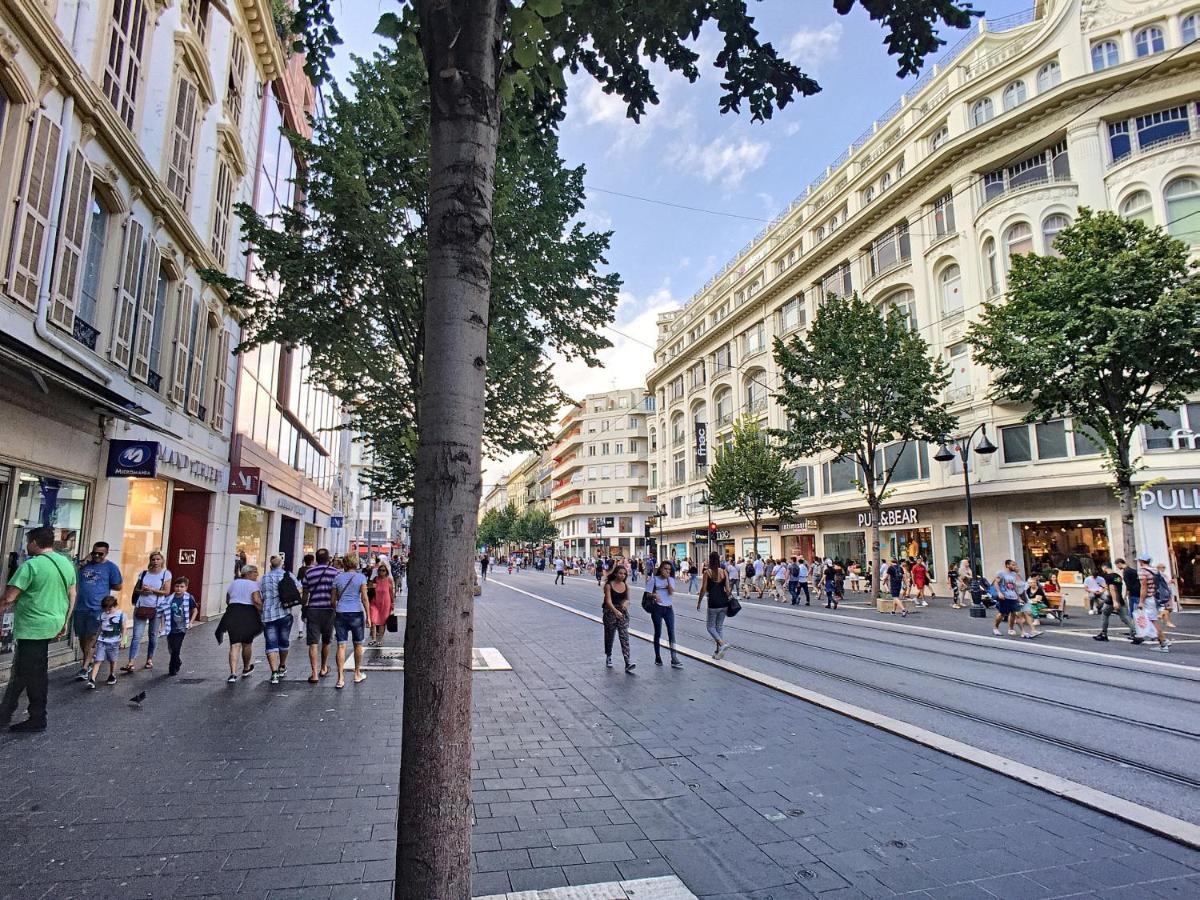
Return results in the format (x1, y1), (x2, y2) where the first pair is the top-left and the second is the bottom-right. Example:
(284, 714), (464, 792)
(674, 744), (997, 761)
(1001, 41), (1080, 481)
(9, 114), (63, 309)
(171, 283), (194, 405)
(167, 79), (199, 207)
(187, 310), (208, 416)
(131, 240), (161, 382)
(49, 148), (95, 332)
(225, 35), (247, 127)
(109, 218), (145, 368)
(211, 328), (231, 431)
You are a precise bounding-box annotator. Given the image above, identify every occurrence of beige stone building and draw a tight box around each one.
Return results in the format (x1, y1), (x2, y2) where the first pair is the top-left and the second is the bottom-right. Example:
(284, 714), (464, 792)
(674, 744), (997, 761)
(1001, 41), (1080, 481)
(645, 0), (1200, 603)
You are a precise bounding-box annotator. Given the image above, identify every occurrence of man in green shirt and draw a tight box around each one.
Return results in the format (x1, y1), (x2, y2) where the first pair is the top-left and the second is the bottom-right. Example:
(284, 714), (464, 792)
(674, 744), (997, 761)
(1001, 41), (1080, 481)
(0, 526), (77, 732)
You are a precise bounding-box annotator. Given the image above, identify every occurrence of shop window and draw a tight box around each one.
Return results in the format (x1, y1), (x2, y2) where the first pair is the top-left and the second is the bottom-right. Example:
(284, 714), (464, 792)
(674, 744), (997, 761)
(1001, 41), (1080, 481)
(236, 505), (269, 571)
(1037, 60), (1061, 92)
(1018, 519), (1110, 577)
(944, 524), (983, 573)
(103, 0), (150, 129)
(1165, 176), (1200, 244)
(118, 478), (169, 617)
(1119, 189), (1154, 226)
(1091, 39), (1120, 71)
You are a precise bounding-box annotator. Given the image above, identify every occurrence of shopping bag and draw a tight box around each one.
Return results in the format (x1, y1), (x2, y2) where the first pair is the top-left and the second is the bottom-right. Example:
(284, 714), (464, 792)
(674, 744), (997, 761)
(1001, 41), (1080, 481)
(1133, 609), (1157, 640)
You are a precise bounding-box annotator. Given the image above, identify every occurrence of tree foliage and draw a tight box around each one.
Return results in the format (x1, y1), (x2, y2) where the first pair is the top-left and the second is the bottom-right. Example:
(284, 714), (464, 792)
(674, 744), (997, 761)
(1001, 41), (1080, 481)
(201, 42), (620, 502)
(705, 416), (806, 551)
(515, 505), (557, 546)
(967, 208), (1200, 556)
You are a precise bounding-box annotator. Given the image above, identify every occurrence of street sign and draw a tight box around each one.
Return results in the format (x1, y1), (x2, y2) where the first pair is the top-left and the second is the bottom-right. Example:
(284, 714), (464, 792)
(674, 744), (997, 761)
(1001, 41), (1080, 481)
(603, 516), (614, 528)
(330, 516), (344, 528)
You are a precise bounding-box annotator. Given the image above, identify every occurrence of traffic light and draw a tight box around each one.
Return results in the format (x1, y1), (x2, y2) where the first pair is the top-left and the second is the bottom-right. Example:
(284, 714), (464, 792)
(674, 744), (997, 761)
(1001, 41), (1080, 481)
(708, 522), (717, 535)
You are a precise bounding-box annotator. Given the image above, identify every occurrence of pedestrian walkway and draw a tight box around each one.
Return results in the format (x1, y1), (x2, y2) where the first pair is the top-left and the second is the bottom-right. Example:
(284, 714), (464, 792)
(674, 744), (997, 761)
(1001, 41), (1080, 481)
(0, 585), (1197, 898)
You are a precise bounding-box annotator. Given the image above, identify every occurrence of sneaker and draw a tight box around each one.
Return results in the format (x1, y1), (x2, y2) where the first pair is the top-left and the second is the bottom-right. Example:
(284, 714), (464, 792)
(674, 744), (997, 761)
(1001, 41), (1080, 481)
(901, 610), (907, 618)
(9, 719), (46, 733)
(86, 677), (96, 690)
(1131, 638), (1145, 645)
(1093, 634), (1108, 641)
(605, 656), (613, 669)
(227, 674), (239, 683)
(952, 604), (962, 609)
(270, 671), (281, 684)
(1148, 645), (1169, 653)
(277, 665), (287, 676)
(715, 644), (728, 660)
(655, 658), (663, 666)
(624, 663), (636, 673)
(74, 668), (89, 682)
(106, 675), (117, 686)
(671, 659), (684, 669)
(993, 628), (1002, 636)
(1008, 630), (1017, 636)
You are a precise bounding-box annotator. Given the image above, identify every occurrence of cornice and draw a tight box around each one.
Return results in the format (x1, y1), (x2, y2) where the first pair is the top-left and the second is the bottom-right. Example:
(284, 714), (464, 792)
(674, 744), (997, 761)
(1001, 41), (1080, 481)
(238, 0), (287, 81)
(0, 26), (36, 103)
(175, 29), (216, 106)
(216, 120), (248, 176)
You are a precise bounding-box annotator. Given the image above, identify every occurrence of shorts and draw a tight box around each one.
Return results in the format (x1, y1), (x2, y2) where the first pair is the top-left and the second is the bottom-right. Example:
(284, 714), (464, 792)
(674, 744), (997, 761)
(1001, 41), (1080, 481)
(997, 596), (1021, 616)
(335, 611), (365, 645)
(263, 614), (294, 653)
(73, 607), (101, 639)
(889, 585), (902, 599)
(93, 642), (119, 664)
(304, 608), (335, 646)
(1144, 601), (1160, 621)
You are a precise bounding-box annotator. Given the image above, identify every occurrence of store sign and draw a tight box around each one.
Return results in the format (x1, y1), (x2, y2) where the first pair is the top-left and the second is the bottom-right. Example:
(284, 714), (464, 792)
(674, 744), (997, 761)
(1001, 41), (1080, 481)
(229, 466), (261, 496)
(781, 519), (819, 533)
(693, 529), (732, 541)
(276, 496), (309, 517)
(330, 516), (344, 528)
(858, 507), (919, 528)
(1140, 485), (1200, 511)
(157, 445), (225, 486)
(106, 440), (158, 478)
(761, 524), (780, 533)
(695, 422), (708, 467)
(1169, 428), (1198, 450)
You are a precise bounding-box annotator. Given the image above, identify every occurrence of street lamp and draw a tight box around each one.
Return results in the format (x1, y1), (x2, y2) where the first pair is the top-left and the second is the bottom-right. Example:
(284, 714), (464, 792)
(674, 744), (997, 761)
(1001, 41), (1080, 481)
(934, 424), (998, 617)
(698, 490), (712, 560)
(656, 504), (667, 564)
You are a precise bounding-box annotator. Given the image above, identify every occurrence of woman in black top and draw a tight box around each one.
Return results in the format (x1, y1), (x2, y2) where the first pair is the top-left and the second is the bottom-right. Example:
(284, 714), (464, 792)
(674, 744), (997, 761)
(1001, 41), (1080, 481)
(602, 565), (635, 673)
(697, 551), (731, 660)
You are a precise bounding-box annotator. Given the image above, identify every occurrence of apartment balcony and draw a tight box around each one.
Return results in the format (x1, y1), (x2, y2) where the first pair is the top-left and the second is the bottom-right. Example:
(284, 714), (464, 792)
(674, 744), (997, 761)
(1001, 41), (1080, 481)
(975, 170), (1075, 217)
(688, 379), (707, 395)
(945, 384), (976, 408)
(551, 474), (585, 498)
(553, 495), (582, 512)
(551, 453), (582, 479)
(747, 397), (768, 414)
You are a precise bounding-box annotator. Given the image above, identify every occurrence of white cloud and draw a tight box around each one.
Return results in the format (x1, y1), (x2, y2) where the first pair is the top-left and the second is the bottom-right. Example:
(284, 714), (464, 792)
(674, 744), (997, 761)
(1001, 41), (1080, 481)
(788, 22), (843, 72)
(784, 121), (802, 137)
(676, 137), (770, 190)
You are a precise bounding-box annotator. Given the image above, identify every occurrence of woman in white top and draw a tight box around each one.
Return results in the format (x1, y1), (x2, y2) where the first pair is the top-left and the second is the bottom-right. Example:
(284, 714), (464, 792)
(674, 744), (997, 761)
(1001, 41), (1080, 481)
(648, 561), (682, 669)
(219, 564), (264, 683)
(123, 551), (172, 672)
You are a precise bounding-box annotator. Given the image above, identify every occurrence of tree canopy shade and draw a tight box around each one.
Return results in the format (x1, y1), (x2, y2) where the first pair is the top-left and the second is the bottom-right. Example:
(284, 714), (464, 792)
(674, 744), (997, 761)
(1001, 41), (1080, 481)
(967, 208), (1200, 562)
(200, 43), (619, 503)
(705, 416), (806, 555)
(773, 294), (954, 593)
(284, 2), (980, 897)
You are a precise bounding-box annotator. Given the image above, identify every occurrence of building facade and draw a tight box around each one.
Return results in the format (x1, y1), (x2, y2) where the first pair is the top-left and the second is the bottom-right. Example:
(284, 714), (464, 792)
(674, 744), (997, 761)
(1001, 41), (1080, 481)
(550, 388), (657, 559)
(0, 0), (293, 650)
(645, 0), (1200, 602)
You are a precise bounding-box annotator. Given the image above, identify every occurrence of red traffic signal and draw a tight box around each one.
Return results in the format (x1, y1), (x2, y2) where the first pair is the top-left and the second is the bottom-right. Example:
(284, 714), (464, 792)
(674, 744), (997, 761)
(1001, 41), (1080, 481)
(708, 522), (717, 532)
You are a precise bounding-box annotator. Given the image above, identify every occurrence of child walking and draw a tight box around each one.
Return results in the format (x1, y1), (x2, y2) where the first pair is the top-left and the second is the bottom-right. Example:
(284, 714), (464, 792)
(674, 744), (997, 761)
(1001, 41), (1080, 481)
(87, 596), (124, 689)
(164, 576), (199, 676)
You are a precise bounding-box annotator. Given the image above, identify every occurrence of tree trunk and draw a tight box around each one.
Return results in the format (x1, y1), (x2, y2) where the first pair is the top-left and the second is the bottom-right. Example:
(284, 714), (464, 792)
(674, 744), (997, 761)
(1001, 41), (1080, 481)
(397, 4), (503, 898)
(1117, 476), (1138, 563)
(869, 498), (882, 603)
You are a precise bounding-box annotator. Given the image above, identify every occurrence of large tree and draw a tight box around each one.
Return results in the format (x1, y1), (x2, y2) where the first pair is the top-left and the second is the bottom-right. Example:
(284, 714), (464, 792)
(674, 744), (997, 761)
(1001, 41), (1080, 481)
(291, 2), (979, 896)
(774, 294), (955, 596)
(706, 416), (805, 558)
(515, 505), (557, 550)
(202, 43), (619, 502)
(968, 208), (1200, 560)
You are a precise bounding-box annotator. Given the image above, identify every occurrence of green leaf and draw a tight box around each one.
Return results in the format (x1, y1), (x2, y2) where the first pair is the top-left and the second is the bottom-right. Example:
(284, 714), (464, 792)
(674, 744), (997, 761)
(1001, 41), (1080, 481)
(527, 0), (564, 17)
(374, 11), (402, 39)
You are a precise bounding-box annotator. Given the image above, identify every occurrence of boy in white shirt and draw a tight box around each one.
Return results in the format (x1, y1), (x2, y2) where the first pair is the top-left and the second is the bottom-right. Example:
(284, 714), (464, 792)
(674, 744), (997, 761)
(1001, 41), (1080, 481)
(87, 596), (124, 689)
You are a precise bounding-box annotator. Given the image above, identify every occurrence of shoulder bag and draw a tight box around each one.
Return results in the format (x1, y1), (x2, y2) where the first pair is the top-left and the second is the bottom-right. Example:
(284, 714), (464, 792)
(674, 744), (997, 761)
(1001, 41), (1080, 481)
(641, 578), (657, 614)
(133, 571), (158, 620)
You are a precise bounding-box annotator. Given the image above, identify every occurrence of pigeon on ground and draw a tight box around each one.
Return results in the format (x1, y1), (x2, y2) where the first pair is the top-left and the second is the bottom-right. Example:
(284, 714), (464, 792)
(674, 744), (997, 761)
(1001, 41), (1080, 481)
(128, 691), (146, 705)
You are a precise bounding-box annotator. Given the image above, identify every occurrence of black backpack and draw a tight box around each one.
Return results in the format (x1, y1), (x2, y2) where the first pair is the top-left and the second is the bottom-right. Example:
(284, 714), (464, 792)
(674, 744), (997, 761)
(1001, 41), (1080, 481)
(789, 562), (800, 579)
(278, 571), (302, 608)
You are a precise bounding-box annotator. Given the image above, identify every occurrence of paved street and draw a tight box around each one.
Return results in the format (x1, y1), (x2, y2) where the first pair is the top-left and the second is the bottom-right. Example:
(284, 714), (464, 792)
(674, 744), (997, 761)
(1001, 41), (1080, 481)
(2, 580), (1199, 899)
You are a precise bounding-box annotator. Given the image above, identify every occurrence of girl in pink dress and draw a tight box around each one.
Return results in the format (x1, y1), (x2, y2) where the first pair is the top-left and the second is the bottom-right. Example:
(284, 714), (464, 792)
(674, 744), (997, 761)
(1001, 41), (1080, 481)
(369, 562), (394, 646)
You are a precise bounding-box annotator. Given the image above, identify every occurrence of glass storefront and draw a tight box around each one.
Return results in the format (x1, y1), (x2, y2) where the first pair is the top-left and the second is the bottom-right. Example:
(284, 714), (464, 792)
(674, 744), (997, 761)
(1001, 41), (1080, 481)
(943, 524), (983, 574)
(303, 523), (319, 556)
(740, 537), (771, 559)
(1166, 518), (1200, 599)
(237, 505), (270, 573)
(1018, 518), (1109, 578)
(883, 527), (934, 572)
(823, 531), (866, 566)
(118, 479), (169, 617)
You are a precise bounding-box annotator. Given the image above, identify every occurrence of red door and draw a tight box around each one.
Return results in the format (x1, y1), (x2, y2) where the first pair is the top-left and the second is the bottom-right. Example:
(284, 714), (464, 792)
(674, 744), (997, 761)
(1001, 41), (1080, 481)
(168, 490), (211, 602)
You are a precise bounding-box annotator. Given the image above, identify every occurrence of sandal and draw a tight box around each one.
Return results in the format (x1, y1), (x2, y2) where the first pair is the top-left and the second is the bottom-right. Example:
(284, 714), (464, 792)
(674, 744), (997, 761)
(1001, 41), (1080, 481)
(353, 673), (367, 684)
(120, 664), (135, 674)
(143, 660), (153, 669)
(319, 667), (330, 677)
(335, 680), (345, 690)
(307, 675), (319, 684)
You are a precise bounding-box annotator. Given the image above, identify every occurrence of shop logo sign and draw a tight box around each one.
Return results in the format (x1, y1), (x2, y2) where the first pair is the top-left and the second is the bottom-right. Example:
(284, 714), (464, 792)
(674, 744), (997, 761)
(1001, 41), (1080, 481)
(107, 440), (159, 478)
(229, 467), (261, 496)
(1140, 486), (1200, 511)
(1170, 428), (1198, 450)
(330, 516), (344, 528)
(858, 507), (919, 528)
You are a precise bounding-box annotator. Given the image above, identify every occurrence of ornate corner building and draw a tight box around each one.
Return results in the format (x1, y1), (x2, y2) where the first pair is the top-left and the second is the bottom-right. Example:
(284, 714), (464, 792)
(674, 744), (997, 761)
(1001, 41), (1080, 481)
(645, 0), (1200, 602)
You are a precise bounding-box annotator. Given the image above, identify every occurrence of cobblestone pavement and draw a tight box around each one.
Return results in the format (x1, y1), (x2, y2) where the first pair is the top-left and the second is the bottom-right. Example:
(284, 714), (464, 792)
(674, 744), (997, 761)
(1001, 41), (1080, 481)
(1, 585), (1198, 899)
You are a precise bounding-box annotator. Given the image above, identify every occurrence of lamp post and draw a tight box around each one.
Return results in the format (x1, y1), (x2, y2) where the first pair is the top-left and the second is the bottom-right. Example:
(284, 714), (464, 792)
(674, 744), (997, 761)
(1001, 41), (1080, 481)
(656, 504), (667, 567)
(934, 424), (998, 617)
(698, 490), (712, 560)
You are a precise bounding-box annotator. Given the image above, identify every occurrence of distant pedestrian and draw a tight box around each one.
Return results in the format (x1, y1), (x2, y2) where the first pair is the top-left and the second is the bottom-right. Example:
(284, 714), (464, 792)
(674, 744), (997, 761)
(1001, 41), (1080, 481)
(1136, 554), (1171, 653)
(332, 555), (370, 687)
(123, 551), (171, 672)
(823, 559), (838, 609)
(786, 557), (801, 605)
(991, 559), (1023, 636)
(601, 565), (634, 672)
(911, 558), (931, 606)
(1083, 570), (1106, 615)
(259, 556), (295, 684)
(726, 557), (741, 600)
(686, 559), (699, 594)
(1156, 563), (1178, 630)
(302, 549), (339, 683)
(1095, 561), (1140, 644)
(218, 564), (263, 683)
(753, 556), (765, 597)
(885, 558), (906, 616)
(73, 541), (122, 682)
(1017, 577), (1043, 639)
(369, 561), (393, 646)
(554, 556), (566, 585)
(833, 561), (845, 607)
(648, 561), (682, 669)
(955, 557), (973, 608)
(697, 551), (731, 659)
(87, 595), (124, 688)
(772, 559), (787, 602)
(163, 576), (198, 677)
(479, 553), (489, 583)
(297, 553), (315, 584)
(796, 558), (811, 605)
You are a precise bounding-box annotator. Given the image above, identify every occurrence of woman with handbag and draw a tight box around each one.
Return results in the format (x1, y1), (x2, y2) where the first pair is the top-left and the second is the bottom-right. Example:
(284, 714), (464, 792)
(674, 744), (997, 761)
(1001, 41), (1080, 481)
(122, 551), (171, 673)
(646, 561), (682, 669)
(697, 551), (731, 659)
(602, 565), (635, 672)
(368, 561), (394, 646)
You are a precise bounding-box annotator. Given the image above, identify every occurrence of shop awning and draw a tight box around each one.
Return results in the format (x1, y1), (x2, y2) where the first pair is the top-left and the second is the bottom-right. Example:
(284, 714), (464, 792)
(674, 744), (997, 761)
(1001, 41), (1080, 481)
(0, 332), (180, 438)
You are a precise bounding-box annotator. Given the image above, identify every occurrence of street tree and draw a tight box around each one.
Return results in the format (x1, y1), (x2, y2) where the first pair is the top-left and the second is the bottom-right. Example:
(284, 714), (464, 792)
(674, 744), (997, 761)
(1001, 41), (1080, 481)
(705, 417), (805, 558)
(515, 506), (557, 551)
(476, 507), (506, 550)
(774, 294), (955, 595)
(201, 43), (619, 503)
(290, 2), (979, 895)
(968, 208), (1200, 560)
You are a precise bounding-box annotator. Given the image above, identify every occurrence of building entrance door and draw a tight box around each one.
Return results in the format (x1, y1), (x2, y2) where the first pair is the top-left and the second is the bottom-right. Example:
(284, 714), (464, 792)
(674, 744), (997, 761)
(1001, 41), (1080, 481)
(1166, 517), (1200, 601)
(168, 489), (211, 604)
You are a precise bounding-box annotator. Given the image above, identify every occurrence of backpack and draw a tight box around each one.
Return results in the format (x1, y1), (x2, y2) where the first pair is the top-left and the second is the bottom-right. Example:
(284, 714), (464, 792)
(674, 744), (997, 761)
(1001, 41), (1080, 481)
(278, 571), (302, 608)
(789, 562), (800, 579)
(1153, 571), (1172, 604)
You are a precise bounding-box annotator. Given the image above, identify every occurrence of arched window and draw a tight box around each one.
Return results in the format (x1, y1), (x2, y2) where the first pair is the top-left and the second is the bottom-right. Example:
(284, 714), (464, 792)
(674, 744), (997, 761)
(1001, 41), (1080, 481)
(714, 388), (734, 427)
(1004, 222), (1034, 264)
(882, 289), (917, 332)
(745, 371), (768, 413)
(1041, 213), (1071, 255)
(864, 185), (876, 204)
(1091, 39), (1120, 71)
(930, 125), (949, 151)
(649, 426), (657, 452)
(1164, 176), (1200, 244)
(880, 172), (892, 191)
(939, 263), (963, 316)
(1183, 14), (1197, 43)
(815, 225), (825, 241)
(671, 414), (685, 446)
(1135, 26), (1165, 57)
(971, 97), (994, 127)
(1119, 189), (1154, 226)
(1036, 61), (1061, 92)
(983, 237), (1000, 295)
(1002, 80), (1027, 111)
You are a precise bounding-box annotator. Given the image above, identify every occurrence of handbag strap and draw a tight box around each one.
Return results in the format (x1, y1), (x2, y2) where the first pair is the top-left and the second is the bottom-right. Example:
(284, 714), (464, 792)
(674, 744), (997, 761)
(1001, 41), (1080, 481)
(38, 553), (71, 598)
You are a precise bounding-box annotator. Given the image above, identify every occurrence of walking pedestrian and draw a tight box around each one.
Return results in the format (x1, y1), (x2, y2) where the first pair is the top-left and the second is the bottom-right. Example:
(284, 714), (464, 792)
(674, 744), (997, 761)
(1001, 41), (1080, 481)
(73, 541), (122, 682)
(87, 595), (124, 688)
(823, 559), (838, 609)
(885, 558), (906, 616)
(1156, 563), (1179, 630)
(697, 551), (731, 659)
(368, 560), (393, 646)
(553, 556), (566, 585)
(992, 559), (1023, 636)
(1137, 554), (1171, 652)
(833, 561), (846, 607)
(1094, 561), (1141, 643)
(259, 556), (295, 683)
(122, 551), (171, 673)
(786, 557), (801, 605)
(726, 557), (742, 600)
(218, 564), (263, 683)
(163, 576), (199, 676)
(333, 555), (370, 687)
(602, 564), (635, 672)
(772, 559), (788, 602)
(479, 552), (489, 583)
(1016, 576), (1043, 638)
(648, 561), (682, 669)
(753, 555), (766, 598)
(912, 557), (931, 607)
(686, 558), (699, 594)
(302, 549), (339, 683)
(796, 557), (811, 605)
(955, 557), (974, 608)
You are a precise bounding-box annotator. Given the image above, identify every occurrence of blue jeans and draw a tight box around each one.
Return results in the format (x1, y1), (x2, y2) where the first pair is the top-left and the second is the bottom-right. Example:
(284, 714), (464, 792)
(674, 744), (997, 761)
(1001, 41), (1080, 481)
(706, 608), (727, 644)
(335, 611), (365, 645)
(128, 615), (159, 663)
(649, 604), (677, 661)
(263, 614), (294, 653)
(687, 575), (699, 593)
(788, 581), (800, 604)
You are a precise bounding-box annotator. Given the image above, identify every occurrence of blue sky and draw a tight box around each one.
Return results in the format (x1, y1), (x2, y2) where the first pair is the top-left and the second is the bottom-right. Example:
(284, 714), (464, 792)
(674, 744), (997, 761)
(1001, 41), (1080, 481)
(323, 0), (1031, 480)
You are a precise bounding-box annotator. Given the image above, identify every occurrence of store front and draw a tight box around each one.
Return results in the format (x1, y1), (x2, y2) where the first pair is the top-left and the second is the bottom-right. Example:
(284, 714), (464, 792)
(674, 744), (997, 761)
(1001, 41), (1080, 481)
(236, 505), (270, 574)
(883, 527), (934, 571)
(782, 522), (817, 562)
(1015, 518), (1110, 580)
(823, 531), (866, 566)
(943, 524), (984, 576)
(1138, 483), (1200, 602)
(740, 537), (771, 559)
